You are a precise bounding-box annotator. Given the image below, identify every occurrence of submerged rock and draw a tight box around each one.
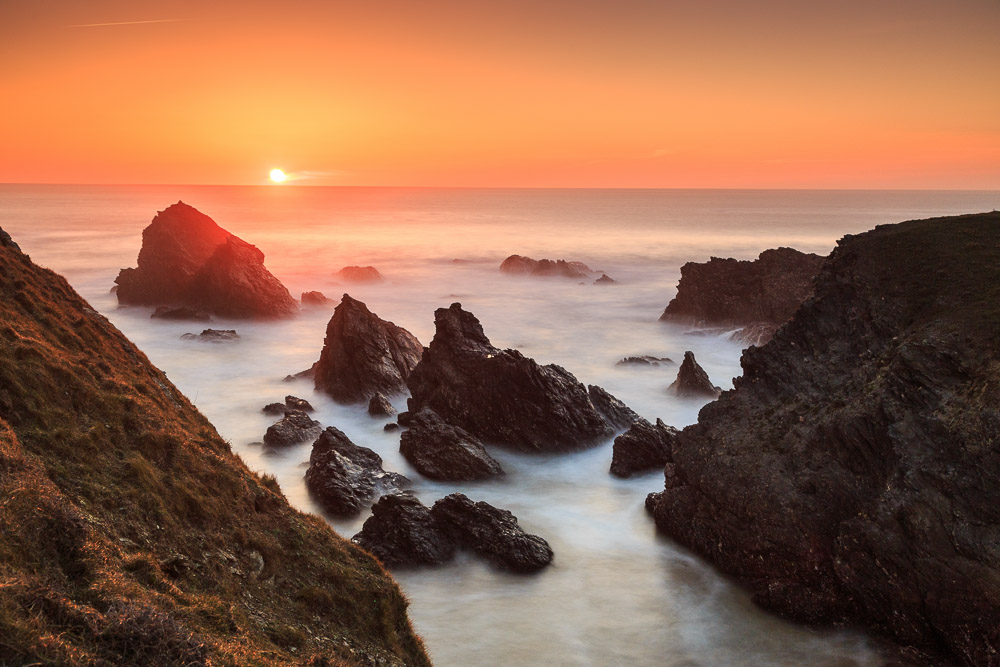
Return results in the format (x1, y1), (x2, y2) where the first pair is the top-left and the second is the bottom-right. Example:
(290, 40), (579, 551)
(352, 494), (455, 567)
(668, 351), (721, 398)
(313, 295), (423, 404)
(305, 427), (408, 517)
(399, 409), (503, 481)
(334, 266), (384, 283)
(262, 410), (322, 448)
(406, 303), (632, 452)
(616, 355), (673, 367)
(368, 393), (396, 417)
(301, 290), (333, 306)
(151, 306), (210, 321)
(594, 273), (616, 285)
(610, 418), (678, 478)
(180, 328), (239, 342)
(499, 254), (593, 279)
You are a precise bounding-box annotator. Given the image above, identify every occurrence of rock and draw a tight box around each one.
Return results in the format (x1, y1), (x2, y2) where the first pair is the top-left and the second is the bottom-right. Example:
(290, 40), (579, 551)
(368, 393), (396, 417)
(116, 202), (298, 319)
(384, 423), (400, 432)
(587, 385), (640, 430)
(499, 254), (593, 279)
(399, 409), (503, 481)
(284, 395), (314, 412)
(660, 247), (825, 346)
(301, 290), (333, 306)
(312, 294), (423, 404)
(352, 494), (456, 567)
(261, 403), (287, 416)
(262, 410), (322, 448)
(151, 306), (210, 321)
(305, 427), (408, 517)
(334, 266), (384, 283)
(0, 226), (22, 252)
(668, 351), (721, 398)
(730, 322), (780, 348)
(646, 212), (1000, 666)
(431, 493), (553, 573)
(616, 356), (673, 367)
(610, 418), (678, 478)
(282, 368), (314, 383)
(594, 273), (616, 285)
(406, 303), (632, 452)
(180, 328), (239, 342)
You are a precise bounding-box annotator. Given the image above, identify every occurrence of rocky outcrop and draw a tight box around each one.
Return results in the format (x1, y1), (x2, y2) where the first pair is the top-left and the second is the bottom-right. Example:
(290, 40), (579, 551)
(500, 254), (593, 279)
(116, 202), (298, 319)
(594, 273), (616, 285)
(399, 409), (503, 481)
(262, 410), (322, 448)
(352, 494), (456, 567)
(180, 328), (239, 342)
(262, 402), (287, 416)
(334, 266), (384, 283)
(647, 212), (1000, 666)
(312, 295), (423, 404)
(616, 355), (673, 367)
(587, 385), (640, 430)
(305, 427), (408, 517)
(610, 418), (678, 478)
(301, 290), (333, 306)
(368, 393), (396, 417)
(406, 303), (632, 452)
(151, 305), (210, 321)
(260, 395), (313, 417)
(668, 351), (721, 398)
(660, 247), (825, 345)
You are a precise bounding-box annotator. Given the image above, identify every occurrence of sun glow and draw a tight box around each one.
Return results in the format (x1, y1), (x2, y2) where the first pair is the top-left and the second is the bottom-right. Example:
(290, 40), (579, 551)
(269, 168), (287, 183)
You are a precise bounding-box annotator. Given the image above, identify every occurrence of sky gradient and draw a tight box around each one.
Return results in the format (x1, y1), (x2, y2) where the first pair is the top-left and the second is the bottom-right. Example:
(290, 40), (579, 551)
(2, 0), (999, 188)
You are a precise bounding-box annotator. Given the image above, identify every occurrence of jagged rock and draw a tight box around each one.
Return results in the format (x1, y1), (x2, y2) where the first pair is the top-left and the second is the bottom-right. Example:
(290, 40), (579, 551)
(0, 226), (21, 252)
(431, 494), (553, 573)
(282, 368), (314, 383)
(499, 254), (593, 279)
(305, 427), (408, 517)
(368, 393), (396, 417)
(151, 306), (210, 321)
(116, 202), (297, 319)
(616, 356), (673, 367)
(352, 494), (456, 567)
(399, 409), (503, 481)
(180, 328), (239, 342)
(594, 273), (616, 285)
(312, 295), (423, 404)
(669, 351), (721, 398)
(262, 410), (322, 448)
(301, 290), (333, 306)
(660, 247), (825, 345)
(730, 322), (780, 348)
(284, 395), (313, 412)
(647, 212), (1000, 666)
(610, 418), (678, 478)
(261, 403), (286, 416)
(334, 266), (384, 283)
(587, 385), (640, 430)
(406, 303), (632, 452)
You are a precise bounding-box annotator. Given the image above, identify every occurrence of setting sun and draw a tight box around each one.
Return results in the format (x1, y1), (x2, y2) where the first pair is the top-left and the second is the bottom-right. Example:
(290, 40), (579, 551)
(269, 168), (286, 183)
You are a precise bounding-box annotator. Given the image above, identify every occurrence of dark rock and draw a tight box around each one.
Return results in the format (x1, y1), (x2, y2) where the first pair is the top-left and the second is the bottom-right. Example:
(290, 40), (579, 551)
(594, 273), (616, 285)
(262, 410), (322, 448)
(261, 403), (287, 416)
(730, 322), (780, 348)
(334, 266), (384, 283)
(284, 395), (314, 412)
(406, 303), (630, 452)
(151, 306), (210, 321)
(610, 418), (678, 478)
(116, 202), (298, 319)
(180, 328), (239, 342)
(384, 423), (400, 432)
(431, 493), (553, 573)
(313, 295), (423, 404)
(301, 290), (333, 306)
(499, 255), (593, 279)
(669, 351), (721, 398)
(399, 409), (503, 481)
(352, 494), (456, 567)
(587, 385), (640, 430)
(396, 411), (413, 427)
(616, 355), (673, 367)
(647, 212), (1000, 666)
(0, 226), (22, 252)
(305, 427), (408, 517)
(283, 368), (314, 383)
(368, 393), (396, 417)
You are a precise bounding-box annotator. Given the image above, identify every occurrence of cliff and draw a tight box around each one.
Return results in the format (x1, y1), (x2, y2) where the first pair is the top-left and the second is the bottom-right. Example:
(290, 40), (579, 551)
(0, 230), (428, 665)
(647, 212), (1000, 665)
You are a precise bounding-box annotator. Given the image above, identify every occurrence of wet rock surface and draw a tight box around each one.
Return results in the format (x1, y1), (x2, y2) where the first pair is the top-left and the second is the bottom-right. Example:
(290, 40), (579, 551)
(499, 254), (593, 279)
(368, 392), (396, 417)
(352, 494), (455, 567)
(610, 418), (678, 478)
(668, 351), (721, 398)
(262, 410), (322, 448)
(399, 409), (503, 481)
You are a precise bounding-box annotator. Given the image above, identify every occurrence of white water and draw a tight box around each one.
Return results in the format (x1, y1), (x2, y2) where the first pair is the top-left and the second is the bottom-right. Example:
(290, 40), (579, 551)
(3, 185), (998, 665)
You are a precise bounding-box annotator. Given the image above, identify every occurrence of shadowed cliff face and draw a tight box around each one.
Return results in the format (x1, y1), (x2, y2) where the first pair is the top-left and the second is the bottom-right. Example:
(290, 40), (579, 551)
(648, 212), (1000, 666)
(0, 230), (428, 666)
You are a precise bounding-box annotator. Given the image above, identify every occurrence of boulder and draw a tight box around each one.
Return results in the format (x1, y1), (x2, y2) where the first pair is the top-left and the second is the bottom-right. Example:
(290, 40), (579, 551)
(262, 410), (322, 448)
(399, 409), (503, 481)
(352, 494), (456, 567)
(261, 403), (286, 417)
(384, 423), (400, 432)
(284, 395), (314, 412)
(368, 392), (396, 417)
(334, 266), (384, 283)
(610, 418), (678, 478)
(301, 290), (333, 306)
(305, 427), (408, 517)
(180, 328), (239, 342)
(616, 356), (673, 367)
(587, 385), (640, 430)
(151, 306), (210, 321)
(116, 202), (297, 319)
(668, 351), (721, 398)
(312, 295), (423, 404)
(499, 254), (593, 279)
(594, 273), (616, 285)
(406, 303), (632, 452)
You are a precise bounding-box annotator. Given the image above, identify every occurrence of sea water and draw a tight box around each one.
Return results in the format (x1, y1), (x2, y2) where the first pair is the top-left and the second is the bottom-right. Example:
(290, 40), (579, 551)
(3, 185), (997, 665)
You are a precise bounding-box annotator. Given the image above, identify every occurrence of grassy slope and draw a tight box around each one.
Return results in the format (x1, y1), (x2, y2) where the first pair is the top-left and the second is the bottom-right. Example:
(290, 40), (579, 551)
(0, 235), (429, 665)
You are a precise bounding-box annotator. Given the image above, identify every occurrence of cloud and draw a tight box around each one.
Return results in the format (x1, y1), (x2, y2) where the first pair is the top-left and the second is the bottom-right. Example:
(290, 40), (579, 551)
(66, 19), (189, 29)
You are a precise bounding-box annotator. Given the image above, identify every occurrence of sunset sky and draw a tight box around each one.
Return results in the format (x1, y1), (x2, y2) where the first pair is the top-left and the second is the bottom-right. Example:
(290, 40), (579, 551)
(2, 0), (998, 188)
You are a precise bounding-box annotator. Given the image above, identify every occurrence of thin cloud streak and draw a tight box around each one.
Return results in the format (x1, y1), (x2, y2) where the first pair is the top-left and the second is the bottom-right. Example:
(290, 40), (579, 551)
(66, 19), (189, 29)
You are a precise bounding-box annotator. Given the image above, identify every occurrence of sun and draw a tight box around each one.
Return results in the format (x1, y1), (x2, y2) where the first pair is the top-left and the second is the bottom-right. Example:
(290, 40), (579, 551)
(269, 168), (287, 183)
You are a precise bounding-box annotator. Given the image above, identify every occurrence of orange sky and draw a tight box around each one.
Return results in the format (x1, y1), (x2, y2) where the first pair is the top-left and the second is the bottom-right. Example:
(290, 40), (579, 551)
(2, 0), (999, 188)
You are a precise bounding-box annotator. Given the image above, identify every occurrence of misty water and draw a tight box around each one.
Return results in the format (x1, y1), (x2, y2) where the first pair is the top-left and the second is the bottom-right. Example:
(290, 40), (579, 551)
(3, 185), (998, 665)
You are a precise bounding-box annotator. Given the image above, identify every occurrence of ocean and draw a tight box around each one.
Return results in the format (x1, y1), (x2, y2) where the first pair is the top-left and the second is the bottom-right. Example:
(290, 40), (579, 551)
(2, 185), (997, 665)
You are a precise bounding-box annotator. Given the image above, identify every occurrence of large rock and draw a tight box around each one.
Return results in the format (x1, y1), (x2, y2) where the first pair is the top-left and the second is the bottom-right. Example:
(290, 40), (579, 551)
(262, 410), (322, 448)
(180, 328), (239, 342)
(116, 202), (297, 319)
(301, 290), (333, 306)
(334, 266), (384, 283)
(668, 351), (721, 398)
(647, 212), (1000, 666)
(312, 295), (423, 404)
(399, 409), (503, 481)
(610, 418), (678, 478)
(660, 247), (825, 345)
(499, 254), (593, 279)
(406, 303), (631, 452)
(352, 494), (456, 567)
(305, 427), (408, 517)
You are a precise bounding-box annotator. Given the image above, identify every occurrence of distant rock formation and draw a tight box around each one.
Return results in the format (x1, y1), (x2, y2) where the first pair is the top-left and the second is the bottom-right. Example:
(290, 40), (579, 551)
(262, 410), (322, 448)
(399, 409), (504, 481)
(151, 306), (210, 321)
(660, 247), (825, 346)
(616, 355), (673, 367)
(647, 212), (1000, 666)
(116, 202), (298, 319)
(500, 254), (593, 279)
(180, 328), (239, 342)
(312, 295), (423, 404)
(594, 273), (616, 285)
(669, 351), (721, 398)
(406, 303), (633, 452)
(334, 266), (384, 283)
(610, 418), (678, 478)
(301, 290), (333, 306)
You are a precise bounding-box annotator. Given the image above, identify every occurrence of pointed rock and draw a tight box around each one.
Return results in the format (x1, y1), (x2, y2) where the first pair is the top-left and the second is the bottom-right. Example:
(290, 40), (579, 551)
(368, 393), (396, 417)
(263, 410), (322, 448)
(301, 290), (333, 306)
(669, 351), (721, 398)
(610, 418), (678, 478)
(400, 409), (503, 481)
